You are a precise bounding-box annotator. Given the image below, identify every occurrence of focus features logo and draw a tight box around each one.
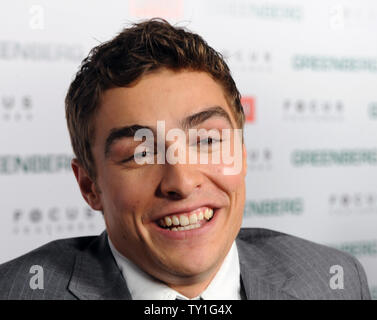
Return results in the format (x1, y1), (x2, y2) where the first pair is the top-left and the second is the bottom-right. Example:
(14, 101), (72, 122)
(1, 94), (33, 121)
(247, 148), (272, 171)
(283, 99), (344, 122)
(329, 5), (377, 30)
(222, 49), (272, 72)
(328, 193), (377, 215)
(12, 207), (99, 235)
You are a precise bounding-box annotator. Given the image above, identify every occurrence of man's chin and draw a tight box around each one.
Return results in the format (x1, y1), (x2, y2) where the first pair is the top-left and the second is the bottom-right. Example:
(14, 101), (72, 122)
(156, 249), (223, 280)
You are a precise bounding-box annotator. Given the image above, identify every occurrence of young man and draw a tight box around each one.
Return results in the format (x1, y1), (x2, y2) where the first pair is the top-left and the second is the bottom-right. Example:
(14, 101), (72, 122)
(0, 19), (371, 300)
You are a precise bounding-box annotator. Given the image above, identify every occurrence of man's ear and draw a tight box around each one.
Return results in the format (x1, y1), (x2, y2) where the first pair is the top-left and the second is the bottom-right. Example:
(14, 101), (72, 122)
(71, 159), (103, 211)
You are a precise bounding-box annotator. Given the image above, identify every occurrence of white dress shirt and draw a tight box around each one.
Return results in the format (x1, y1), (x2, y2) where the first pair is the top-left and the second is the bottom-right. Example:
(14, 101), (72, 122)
(108, 237), (241, 300)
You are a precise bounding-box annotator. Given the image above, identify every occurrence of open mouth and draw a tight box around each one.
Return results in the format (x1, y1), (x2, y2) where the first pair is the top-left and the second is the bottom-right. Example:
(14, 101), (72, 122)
(156, 206), (216, 232)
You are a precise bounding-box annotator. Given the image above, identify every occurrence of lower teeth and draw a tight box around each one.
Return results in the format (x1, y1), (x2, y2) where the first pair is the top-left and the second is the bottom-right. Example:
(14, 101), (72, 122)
(170, 223), (201, 231)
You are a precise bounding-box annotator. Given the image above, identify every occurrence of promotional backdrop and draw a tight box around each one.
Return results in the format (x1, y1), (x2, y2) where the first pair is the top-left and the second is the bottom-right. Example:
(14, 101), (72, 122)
(1, 0), (376, 299)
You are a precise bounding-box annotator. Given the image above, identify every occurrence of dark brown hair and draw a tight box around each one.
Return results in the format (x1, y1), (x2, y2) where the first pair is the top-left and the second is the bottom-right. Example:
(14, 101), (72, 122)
(65, 18), (244, 180)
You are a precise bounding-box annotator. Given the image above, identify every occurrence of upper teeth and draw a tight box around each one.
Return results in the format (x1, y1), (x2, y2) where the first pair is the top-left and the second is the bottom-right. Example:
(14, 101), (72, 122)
(159, 207), (214, 229)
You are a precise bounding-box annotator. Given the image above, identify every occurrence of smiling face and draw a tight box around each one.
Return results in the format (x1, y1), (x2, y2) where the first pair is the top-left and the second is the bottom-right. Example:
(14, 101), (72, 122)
(73, 68), (247, 295)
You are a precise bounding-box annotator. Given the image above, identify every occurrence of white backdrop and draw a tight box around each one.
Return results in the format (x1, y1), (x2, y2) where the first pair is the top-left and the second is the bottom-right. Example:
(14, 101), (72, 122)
(0, 0), (376, 299)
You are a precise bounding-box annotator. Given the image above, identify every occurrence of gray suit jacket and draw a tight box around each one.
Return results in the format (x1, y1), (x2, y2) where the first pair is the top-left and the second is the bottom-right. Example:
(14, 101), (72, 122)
(0, 228), (371, 300)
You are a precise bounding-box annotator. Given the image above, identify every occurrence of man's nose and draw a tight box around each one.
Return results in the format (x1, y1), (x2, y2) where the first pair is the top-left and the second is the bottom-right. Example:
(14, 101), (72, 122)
(158, 163), (203, 200)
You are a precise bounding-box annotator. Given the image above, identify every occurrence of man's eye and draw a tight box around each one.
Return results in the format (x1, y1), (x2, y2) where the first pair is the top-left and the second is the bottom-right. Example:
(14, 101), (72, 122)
(198, 137), (221, 146)
(122, 150), (155, 163)
(135, 150), (154, 160)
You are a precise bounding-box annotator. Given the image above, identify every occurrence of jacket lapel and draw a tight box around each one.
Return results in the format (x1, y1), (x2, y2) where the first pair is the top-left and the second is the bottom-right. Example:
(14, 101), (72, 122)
(236, 235), (298, 300)
(68, 231), (132, 300)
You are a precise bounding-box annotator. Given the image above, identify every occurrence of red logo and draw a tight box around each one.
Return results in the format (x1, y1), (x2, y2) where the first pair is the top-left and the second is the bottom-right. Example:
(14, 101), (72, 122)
(129, 0), (183, 19)
(241, 96), (255, 123)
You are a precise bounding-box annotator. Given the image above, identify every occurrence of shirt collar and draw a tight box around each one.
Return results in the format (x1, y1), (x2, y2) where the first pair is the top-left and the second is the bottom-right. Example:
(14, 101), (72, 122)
(108, 237), (241, 300)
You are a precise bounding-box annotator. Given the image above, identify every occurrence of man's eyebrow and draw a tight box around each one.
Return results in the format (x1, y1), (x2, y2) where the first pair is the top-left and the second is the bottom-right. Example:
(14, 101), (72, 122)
(104, 125), (155, 157)
(180, 106), (234, 130)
